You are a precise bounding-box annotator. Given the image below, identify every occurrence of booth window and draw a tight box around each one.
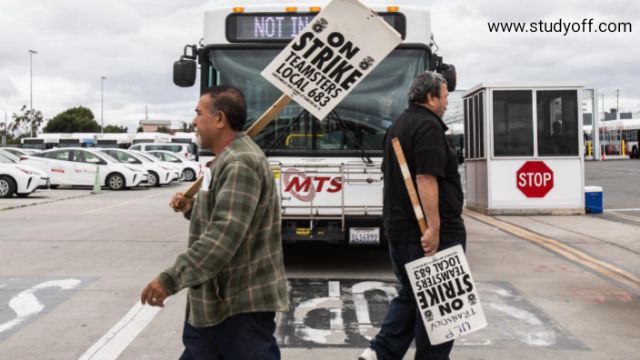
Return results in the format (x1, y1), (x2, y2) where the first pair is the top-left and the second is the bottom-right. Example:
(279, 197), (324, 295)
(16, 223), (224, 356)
(536, 90), (579, 156)
(493, 90), (533, 156)
(463, 91), (485, 159)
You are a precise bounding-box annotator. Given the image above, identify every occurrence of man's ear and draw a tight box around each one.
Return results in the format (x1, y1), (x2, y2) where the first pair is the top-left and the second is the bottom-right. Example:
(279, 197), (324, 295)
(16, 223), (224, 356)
(216, 111), (228, 129)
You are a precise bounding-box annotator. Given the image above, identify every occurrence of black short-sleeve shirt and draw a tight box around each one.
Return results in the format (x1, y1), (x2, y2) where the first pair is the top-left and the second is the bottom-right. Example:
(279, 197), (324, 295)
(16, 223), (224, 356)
(382, 104), (465, 240)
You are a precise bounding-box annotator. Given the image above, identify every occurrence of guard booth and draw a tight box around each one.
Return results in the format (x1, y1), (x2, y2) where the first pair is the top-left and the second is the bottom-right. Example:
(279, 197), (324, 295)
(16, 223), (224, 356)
(463, 83), (585, 214)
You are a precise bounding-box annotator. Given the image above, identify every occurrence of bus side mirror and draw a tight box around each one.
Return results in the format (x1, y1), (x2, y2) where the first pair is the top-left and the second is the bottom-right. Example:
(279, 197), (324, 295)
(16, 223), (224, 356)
(173, 45), (198, 87)
(174, 59), (196, 87)
(439, 63), (457, 92)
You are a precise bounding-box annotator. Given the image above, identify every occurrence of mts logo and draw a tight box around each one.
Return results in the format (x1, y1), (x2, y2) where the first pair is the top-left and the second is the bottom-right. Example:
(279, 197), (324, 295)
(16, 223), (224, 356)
(282, 168), (342, 202)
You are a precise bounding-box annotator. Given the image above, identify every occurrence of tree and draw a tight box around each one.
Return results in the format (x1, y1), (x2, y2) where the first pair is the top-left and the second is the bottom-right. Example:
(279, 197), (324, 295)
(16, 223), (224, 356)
(156, 126), (172, 134)
(44, 106), (100, 133)
(9, 105), (44, 137)
(102, 124), (128, 133)
(180, 121), (194, 132)
(136, 126), (144, 133)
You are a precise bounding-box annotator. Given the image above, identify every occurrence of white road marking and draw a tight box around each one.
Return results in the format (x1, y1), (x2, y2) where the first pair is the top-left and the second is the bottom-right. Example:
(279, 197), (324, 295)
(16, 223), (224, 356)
(605, 208), (640, 212)
(599, 167), (640, 173)
(83, 191), (172, 214)
(78, 301), (161, 360)
(0, 279), (81, 334)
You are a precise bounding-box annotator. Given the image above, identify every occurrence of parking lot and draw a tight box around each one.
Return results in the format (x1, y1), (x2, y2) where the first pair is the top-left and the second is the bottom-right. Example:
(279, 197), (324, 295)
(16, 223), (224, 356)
(0, 161), (638, 359)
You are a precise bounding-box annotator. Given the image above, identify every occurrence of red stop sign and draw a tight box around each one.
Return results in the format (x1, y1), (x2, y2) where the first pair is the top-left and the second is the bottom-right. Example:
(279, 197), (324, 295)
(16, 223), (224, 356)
(516, 161), (554, 198)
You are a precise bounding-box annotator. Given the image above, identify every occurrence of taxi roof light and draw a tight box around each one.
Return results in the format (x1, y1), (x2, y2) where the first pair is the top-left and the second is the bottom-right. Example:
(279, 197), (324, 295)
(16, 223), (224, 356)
(387, 6), (399, 12)
(232, 7), (244, 13)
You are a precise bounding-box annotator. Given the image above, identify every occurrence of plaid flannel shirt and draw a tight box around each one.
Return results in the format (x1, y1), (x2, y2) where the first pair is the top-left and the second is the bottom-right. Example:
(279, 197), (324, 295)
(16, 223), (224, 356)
(159, 133), (288, 327)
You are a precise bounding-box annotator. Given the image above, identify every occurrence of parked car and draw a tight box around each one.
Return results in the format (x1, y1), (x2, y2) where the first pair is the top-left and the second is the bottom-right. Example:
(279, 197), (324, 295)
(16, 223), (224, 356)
(2, 147), (42, 157)
(129, 150), (181, 181)
(0, 149), (50, 188)
(20, 148), (147, 190)
(146, 150), (201, 182)
(0, 156), (41, 198)
(129, 142), (198, 161)
(97, 148), (175, 187)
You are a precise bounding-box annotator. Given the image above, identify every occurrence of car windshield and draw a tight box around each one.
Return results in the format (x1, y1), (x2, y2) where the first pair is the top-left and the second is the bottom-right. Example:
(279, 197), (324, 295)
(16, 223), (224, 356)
(93, 151), (119, 163)
(0, 150), (19, 162)
(209, 47), (428, 152)
(134, 151), (159, 162)
(0, 155), (14, 163)
(157, 152), (181, 163)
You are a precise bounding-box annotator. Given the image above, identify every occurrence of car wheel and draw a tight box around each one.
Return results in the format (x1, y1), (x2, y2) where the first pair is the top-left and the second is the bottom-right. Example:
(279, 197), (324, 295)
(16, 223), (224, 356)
(0, 176), (16, 198)
(182, 168), (196, 182)
(107, 173), (125, 191)
(148, 171), (159, 187)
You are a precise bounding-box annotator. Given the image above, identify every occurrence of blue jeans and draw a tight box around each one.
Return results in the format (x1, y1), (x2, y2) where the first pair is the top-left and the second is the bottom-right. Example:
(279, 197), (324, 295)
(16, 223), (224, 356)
(178, 312), (280, 360)
(370, 228), (466, 360)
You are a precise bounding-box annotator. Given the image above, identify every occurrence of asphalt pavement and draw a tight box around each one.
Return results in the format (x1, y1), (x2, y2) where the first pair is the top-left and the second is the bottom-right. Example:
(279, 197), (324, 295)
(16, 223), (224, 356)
(0, 161), (638, 359)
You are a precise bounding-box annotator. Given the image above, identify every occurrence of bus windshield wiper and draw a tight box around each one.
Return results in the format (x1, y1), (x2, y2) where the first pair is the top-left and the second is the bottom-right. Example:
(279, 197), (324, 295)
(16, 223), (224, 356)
(328, 110), (373, 164)
(264, 109), (310, 156)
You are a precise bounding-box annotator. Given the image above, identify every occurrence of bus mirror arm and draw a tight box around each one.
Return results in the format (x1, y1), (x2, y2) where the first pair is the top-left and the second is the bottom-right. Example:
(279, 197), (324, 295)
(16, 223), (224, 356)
(173, 45), (199, 87)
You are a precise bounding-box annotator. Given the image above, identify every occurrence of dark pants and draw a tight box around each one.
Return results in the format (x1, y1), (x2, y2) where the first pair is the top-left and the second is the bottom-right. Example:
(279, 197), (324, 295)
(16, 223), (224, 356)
(370, 228), (466, 360)
(179, 312), (280, 360)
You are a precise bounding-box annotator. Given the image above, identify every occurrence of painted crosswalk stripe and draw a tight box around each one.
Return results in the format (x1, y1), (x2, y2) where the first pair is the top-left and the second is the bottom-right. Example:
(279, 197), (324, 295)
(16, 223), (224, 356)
(78, 301), (161, 360)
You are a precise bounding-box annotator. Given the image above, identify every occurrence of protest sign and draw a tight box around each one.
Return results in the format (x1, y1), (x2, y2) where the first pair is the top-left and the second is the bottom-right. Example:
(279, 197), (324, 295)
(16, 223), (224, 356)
(405, 245), (487, 345)
(261, 0), (402, 120)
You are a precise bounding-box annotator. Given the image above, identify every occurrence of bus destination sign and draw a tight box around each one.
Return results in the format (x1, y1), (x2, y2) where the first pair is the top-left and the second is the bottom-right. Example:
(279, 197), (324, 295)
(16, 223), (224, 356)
(226, 12), (405, 42)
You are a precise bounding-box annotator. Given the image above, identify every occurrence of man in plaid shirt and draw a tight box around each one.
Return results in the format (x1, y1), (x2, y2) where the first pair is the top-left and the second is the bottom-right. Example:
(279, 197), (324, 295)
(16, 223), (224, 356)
(141, 86), (288, 359)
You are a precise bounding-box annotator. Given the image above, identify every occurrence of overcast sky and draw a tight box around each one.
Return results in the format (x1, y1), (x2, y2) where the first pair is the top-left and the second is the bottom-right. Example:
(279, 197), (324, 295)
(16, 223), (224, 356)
(0, 0), (638, 131)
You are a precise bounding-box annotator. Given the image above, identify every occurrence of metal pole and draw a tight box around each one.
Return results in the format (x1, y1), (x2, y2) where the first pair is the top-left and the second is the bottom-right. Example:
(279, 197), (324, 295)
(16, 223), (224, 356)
(592, 90), (601, 161)
(28, 49), (37, 137)
(2, 112), (7, 146)
(101, 76), (106, 134)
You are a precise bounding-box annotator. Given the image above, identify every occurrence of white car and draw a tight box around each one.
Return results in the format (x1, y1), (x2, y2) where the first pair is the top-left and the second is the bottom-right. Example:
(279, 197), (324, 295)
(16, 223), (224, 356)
(2, 147), (42, 157)
(97, 148), (175, 187)
(0, 156), (42, 198)
(146, 150), (201, 182)
(129, 142), (198, 161)
(0, 149), (50, 188)
(20, 148), (147, 190)
(130, 150), (181, 182)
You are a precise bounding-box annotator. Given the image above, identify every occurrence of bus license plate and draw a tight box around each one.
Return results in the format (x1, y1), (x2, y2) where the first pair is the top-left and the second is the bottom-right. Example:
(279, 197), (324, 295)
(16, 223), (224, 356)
(349, 228), (380, 245)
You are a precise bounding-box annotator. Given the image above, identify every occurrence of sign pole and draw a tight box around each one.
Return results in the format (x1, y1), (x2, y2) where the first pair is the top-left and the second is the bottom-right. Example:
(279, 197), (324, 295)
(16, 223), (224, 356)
(391, 137), (428, 235)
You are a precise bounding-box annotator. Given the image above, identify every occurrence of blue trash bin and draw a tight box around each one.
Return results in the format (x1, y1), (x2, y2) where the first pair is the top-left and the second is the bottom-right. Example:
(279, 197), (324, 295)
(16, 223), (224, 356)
(585, 186), (603, 213)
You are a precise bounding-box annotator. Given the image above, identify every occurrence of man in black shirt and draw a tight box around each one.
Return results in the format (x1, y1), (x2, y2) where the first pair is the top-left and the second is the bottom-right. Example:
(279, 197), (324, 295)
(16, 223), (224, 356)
(359, 72), (465, 360)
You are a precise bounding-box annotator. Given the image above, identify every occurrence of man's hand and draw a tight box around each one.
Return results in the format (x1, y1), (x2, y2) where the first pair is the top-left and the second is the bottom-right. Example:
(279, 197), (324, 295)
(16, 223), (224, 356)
(170, 192), (194, 215)
(421, 227), (440, 256)
(141, 278), (169, 307)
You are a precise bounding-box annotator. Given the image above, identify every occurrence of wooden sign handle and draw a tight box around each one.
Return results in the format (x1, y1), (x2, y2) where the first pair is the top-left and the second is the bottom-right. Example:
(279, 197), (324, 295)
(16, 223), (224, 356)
(391, 137), (428, 234)
(182, 94), (292, 199)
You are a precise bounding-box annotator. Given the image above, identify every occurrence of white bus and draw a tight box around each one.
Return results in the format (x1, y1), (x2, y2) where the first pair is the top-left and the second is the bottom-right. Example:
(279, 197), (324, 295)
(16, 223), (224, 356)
(131, 132), (172, 144)
(172, 1), (457, 245)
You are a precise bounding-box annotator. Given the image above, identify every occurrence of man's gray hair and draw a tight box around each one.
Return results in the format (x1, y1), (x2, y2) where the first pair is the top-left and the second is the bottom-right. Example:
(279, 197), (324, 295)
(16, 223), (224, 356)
(408, 72), (447, 105)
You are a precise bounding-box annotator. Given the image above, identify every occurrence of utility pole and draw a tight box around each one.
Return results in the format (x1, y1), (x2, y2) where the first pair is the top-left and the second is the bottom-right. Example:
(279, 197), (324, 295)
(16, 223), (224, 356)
(101, 76), (107, 133)
(2, 112), (7, 146)
(616, 89), (620, 120)
(29, 49), (38, 137)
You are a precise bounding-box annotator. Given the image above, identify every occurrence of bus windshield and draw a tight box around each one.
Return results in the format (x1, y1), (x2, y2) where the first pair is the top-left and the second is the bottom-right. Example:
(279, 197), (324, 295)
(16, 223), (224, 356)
(209, 48), (427, 153)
